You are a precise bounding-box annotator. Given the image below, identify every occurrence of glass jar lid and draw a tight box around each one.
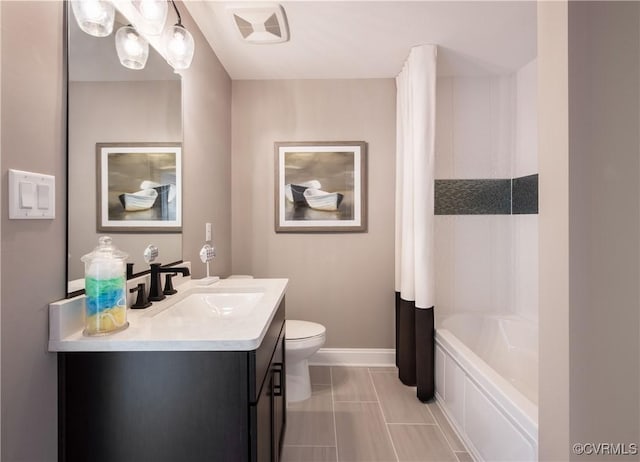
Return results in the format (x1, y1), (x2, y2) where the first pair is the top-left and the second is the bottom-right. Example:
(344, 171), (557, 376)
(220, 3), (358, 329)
(81, 236), (128, 263)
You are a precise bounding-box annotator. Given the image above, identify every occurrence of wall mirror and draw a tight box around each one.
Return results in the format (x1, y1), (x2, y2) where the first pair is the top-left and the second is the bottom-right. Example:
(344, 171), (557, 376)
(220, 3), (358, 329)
(66, 3), (183, 296)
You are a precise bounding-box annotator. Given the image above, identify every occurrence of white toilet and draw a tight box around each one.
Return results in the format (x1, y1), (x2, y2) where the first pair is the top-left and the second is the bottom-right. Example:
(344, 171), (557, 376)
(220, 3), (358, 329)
(285, 320), (326, 402)
(227, 277), (326, 403)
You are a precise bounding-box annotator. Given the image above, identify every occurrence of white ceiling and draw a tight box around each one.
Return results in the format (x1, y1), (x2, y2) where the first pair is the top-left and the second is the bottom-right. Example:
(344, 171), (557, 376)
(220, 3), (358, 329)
(184, 1), (537, 80)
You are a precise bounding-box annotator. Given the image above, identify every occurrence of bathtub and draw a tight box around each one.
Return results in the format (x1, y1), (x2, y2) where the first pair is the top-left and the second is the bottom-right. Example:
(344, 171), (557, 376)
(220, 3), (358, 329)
(435, 313), (538, 462)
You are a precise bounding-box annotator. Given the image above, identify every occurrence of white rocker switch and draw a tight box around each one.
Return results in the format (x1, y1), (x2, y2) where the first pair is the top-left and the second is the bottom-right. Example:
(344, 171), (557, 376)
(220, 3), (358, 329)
(19, 182), (35, 208)
(37, 184), (50, 210)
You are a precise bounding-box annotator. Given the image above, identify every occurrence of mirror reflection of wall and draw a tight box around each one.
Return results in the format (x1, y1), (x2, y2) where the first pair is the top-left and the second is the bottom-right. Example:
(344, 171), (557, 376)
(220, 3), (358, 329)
(67, 7), (182, 294)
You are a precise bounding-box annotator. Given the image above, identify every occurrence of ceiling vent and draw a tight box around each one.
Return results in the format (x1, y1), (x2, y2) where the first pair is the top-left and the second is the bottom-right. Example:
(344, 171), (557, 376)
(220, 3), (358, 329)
(229, 4), (289, 44)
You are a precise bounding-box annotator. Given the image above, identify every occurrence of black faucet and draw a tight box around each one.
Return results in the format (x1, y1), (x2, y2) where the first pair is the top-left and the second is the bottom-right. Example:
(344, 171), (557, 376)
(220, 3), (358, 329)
(126, 263), (135, 279)
(148, 263), (190, 301)
(130, 283), (152, 309)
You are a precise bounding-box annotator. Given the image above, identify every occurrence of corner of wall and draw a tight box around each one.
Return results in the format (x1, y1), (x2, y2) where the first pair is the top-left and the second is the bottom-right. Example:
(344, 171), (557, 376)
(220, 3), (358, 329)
(178, 3), (233, 279)
(0, 2), (3, 456)
(537, 1), (570, 460)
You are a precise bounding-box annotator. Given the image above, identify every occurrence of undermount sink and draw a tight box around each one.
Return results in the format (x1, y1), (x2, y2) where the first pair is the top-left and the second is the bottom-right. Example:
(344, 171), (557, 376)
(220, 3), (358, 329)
(150, 288), (265, 320)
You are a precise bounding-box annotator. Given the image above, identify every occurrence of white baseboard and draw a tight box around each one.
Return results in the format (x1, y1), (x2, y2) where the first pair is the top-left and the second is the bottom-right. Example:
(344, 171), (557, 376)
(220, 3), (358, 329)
(309, 348), (396, 367)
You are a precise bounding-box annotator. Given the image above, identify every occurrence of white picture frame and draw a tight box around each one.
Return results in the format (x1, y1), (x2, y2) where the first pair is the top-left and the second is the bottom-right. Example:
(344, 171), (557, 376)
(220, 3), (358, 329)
(96, 143), (182, 232)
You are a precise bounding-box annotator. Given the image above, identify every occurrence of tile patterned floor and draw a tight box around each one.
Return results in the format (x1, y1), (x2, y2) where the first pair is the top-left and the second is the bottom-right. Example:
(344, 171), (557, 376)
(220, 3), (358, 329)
(282, 366), (471, 462)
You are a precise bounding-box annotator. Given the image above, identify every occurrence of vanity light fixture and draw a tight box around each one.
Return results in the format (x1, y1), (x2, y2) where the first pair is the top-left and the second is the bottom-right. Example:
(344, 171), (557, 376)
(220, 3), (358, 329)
(115, 25), (149, 70)
(72, 0), (194, 71)
(71, 0), (115, 37)
(133, 0), (168, 36)
(163, 0), (195, 70)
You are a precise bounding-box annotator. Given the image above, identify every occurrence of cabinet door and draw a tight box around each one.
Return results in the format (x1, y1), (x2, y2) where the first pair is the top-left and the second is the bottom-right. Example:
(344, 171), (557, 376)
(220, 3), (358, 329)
(59, 351), (250, 462)
(251, 323), (286, 462)
(271, 334), (286, 462)
(254, 373), (273, 462)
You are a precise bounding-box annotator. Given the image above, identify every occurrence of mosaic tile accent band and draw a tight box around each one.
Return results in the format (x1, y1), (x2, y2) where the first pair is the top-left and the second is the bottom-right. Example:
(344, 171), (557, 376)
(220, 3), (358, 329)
(434, 179), (511, 215)
(512, 174), (538, 214)
(434, 174), (538, 215)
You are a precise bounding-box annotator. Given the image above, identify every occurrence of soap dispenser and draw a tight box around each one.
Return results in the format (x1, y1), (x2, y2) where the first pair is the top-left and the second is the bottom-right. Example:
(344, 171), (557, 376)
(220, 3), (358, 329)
(81, 236), (129, 336)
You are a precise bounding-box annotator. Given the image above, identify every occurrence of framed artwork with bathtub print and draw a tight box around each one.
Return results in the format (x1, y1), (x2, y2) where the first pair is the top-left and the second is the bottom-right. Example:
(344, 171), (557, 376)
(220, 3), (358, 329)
(274, 141), (367, 233)
(96, 142), (182, 232)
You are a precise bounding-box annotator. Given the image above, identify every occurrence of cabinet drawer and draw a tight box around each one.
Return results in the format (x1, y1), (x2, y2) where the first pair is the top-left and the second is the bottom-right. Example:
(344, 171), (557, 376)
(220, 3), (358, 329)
(249, 298), (285, 403)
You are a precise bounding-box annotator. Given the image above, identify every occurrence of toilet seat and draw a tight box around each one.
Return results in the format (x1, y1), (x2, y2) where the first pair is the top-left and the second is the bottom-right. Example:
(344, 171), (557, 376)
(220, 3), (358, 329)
(286, 320), (326, 341)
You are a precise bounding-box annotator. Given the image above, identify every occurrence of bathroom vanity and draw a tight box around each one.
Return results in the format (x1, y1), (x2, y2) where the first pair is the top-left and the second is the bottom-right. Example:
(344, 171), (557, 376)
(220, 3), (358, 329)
(50, 278), (288, 462)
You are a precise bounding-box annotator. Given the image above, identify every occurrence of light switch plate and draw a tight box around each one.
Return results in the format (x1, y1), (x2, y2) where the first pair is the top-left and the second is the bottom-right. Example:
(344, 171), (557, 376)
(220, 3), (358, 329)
(9, 169), (55, 219)
(206, 222), (212, 242)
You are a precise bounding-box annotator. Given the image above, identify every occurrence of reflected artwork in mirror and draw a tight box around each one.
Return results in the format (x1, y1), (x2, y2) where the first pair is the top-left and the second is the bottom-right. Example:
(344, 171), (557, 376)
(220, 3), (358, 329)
(66, 3), (183, 296)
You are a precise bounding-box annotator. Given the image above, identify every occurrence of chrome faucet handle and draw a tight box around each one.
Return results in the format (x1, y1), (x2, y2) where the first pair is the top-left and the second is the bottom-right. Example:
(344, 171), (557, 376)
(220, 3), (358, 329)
(199, 244), (216, 263)
(197, 244), (219, 286)
(143, 244), (159, 264)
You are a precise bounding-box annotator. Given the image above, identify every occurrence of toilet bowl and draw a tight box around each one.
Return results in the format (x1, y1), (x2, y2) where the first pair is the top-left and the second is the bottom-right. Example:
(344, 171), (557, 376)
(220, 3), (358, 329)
(285, 320), (326, 402)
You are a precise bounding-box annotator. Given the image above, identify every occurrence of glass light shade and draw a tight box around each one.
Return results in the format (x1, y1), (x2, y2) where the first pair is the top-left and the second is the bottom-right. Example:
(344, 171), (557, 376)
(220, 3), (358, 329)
(71, 0), (115, 37)
(115, 26), (149, 70)
(133, 0), (168, 36)
(164, 24), (195, 70)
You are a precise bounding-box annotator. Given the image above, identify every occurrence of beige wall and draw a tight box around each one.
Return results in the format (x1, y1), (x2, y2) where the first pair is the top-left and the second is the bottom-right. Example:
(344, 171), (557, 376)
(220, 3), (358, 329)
(1, 2), (65, 460)
(180, 5), (232, 279)
(568, 2), (639, 457)
(231, 79), (396, 348)
(538, 2), (570, 460)
(0, 1), (232, 459)
(539, 2), (640, 460)
(67, 80), (182, 281)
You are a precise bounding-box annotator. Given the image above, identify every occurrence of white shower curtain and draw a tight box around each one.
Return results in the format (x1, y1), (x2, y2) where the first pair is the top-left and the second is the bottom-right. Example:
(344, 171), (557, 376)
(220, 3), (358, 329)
(395, 44), (437, 401)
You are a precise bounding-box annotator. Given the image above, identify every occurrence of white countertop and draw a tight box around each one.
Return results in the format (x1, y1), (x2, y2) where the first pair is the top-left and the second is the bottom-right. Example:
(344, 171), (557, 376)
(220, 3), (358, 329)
(49, 278), (288, 352)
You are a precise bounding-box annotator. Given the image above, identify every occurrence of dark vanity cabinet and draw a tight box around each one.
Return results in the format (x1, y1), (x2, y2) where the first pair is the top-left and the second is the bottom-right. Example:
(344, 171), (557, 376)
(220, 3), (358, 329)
(58, 300), (286, 462)
(253, 326), (286, 462)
